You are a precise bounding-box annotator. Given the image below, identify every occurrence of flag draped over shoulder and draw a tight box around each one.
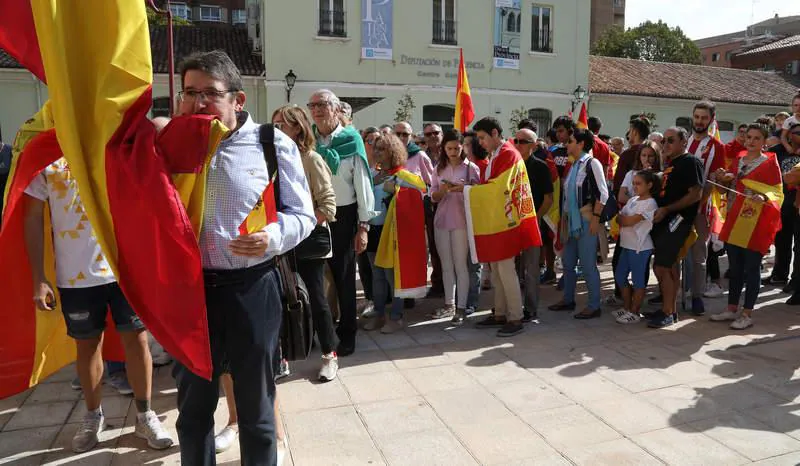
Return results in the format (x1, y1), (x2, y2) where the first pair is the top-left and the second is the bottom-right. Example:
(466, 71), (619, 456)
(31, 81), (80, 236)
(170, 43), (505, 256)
(720, 153), (783, 255)
(0, 1), (224, 398)
(375, 169), (428, 298)
(454, 48), (474, 133)
(465, 143), (542, 263)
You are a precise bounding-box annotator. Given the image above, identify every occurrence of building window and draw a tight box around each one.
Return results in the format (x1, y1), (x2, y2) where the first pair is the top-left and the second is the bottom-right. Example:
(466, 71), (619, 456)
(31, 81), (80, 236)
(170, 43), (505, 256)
(232, 9), (247, 25)
(675, 117), (691, 132)
(531, 5), (553, 53)
(152, 97), (170, 118)
(527, 108), (552, 135)
(169, 2), (189, 20)
(613, 0), (624, 7)
(318, 0), (346, 37)
(432, 0), (457, 45)
(725, 51), (733, 62)
(423, 104), (455, 131)
(199, 5), (221, 22)
(711, 52), (720, 62)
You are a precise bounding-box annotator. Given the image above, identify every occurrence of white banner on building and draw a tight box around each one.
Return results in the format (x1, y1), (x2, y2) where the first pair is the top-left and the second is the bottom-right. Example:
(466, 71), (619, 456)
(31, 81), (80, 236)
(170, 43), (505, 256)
(493, 0), (520, 69)
(361, 0), (393, 60)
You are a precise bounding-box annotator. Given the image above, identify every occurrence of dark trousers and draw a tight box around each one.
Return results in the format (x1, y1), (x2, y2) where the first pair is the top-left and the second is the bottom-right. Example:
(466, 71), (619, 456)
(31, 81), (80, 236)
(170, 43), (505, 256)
(357, 252), (373, 301)
(297, 259), (339, 354)
(174, 265), (281, 466)
(727, 244), (762, 310)
(773, 192), (798, 280)
(425, 201), (443, 290)
(329, 203), (358, 347)
(707, 246), (721, 281)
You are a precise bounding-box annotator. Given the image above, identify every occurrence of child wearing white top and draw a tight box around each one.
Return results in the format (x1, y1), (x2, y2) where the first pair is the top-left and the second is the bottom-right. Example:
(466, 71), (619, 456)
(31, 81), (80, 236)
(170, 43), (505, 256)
(614, 170), (659, 324)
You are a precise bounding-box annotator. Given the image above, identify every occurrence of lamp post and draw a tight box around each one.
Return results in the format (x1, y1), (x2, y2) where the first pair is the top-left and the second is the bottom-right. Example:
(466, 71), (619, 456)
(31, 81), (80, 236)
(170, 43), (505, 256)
(570, 85), (586, 114)
(285, 69), (297, 103)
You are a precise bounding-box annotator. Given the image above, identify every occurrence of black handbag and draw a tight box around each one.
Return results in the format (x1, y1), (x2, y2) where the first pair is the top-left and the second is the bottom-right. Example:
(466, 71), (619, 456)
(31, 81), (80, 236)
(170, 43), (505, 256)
(585, 156), (619, 223)
(260, 124), (314, 361)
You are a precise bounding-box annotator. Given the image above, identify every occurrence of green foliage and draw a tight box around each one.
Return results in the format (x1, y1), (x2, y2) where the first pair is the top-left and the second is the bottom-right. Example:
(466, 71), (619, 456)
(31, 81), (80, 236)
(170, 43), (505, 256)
(147, 8), (191, 26)
(509, 106), (527, 132)
(592, 21), (701, 65)
(394, 92), (416, 124)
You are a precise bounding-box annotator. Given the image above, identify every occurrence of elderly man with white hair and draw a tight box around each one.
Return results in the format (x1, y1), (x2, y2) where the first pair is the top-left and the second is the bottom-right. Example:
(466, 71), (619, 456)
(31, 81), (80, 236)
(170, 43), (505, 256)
(309, 89), (375, 356)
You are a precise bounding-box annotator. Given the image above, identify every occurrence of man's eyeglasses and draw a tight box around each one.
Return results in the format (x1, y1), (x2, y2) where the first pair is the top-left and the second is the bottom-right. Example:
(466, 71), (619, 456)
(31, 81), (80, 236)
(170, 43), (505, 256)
(306, 102), (330, 110)
(395, 132), (410, 137)
(664, 137), (677, 144)
(178, 88), (238, 102)
(365, 138), (377, 146)
(424, 131), (441, 137)
(513, 138), (535, 145)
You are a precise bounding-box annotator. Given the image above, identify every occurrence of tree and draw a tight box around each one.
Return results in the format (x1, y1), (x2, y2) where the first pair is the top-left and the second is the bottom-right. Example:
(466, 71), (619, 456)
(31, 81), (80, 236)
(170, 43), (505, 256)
(509, 106), (527, 132)
(394, 92), (416, 124)
(592, 21), (701, 65)
(147, 8), (191, 26)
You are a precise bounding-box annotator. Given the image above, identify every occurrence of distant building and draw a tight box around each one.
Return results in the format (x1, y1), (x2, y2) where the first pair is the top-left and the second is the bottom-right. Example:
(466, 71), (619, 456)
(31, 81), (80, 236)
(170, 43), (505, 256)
(590, 0), (625, 47)
(731, 34), (800, 83)
(161, 0), (250, 28)
(695, 14), (800, 69)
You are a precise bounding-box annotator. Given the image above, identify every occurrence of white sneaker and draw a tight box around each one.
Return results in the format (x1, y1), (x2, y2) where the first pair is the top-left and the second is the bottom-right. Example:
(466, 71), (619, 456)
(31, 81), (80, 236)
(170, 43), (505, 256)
(710, 310), (739, 322)
(214, 425), (238, 453)
(703, 283), (725, 298)
(380, 319), (404, 334)
(318, 352), (339, 382)
(615, 310), (642, 324)
(359, 300), (376, 318)
(72, 410), (104, 453)
(276, 358), (290, 380)
(730, 315), (753, 330)
(611, 308), (628, 319)
(135, 410), (174, 450)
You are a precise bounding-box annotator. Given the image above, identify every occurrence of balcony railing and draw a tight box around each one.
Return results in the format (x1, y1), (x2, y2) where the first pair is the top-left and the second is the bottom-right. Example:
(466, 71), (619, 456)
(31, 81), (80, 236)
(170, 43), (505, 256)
(319, 8), (346, 37)
(531, 28), (554, 53)
(432, 19), (457, 45)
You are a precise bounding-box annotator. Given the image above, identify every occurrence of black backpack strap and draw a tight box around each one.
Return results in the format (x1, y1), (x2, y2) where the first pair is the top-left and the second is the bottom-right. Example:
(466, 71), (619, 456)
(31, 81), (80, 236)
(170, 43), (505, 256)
(258, 124), (300, 306)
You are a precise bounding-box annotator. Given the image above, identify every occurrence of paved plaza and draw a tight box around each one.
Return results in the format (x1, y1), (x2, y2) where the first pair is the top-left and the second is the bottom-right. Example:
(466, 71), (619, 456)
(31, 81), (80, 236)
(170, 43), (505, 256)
(3, 253), (800, 465)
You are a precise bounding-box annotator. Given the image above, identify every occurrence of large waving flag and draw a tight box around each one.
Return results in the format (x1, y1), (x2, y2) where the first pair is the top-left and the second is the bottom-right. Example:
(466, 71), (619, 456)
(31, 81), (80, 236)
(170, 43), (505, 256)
(719, 153), (783, 255)
(375, 169), (428, 298)
(454, 49), (475, 132)
(465, 142), (542, 263)
(576, 103), (589, 130)
(0, 0), (221, 398)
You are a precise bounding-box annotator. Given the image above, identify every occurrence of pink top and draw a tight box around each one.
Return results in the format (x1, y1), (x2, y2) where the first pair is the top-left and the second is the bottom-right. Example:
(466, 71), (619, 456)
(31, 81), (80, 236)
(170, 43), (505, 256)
(405, 150), (435, 187)
(431, 159), (480, 230)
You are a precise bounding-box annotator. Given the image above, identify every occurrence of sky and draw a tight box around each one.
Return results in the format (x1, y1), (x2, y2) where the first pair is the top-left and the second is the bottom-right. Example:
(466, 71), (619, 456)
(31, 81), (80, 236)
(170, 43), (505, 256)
(625, 0), (800, 40)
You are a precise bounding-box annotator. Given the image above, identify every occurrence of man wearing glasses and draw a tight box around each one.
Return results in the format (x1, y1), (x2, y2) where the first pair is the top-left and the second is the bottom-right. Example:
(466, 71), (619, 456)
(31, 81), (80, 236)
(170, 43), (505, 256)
(173, 51), (316, 465)
(772, 123), (800, 302)
(394, 121), (434, 187)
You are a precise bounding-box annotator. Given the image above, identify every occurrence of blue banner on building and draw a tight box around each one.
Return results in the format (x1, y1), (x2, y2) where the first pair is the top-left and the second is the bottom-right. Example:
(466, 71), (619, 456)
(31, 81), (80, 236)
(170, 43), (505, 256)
(361, 0), (393, 60)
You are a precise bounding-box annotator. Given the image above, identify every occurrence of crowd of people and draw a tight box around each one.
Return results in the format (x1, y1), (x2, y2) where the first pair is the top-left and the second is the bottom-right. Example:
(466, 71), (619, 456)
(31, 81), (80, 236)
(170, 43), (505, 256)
(6, 48), (800, 465)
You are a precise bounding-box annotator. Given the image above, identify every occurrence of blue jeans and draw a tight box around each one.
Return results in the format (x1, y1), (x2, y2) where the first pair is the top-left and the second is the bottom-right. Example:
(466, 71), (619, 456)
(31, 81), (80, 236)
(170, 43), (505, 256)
(368, 253), (404, 321)
(561, 220), (601, 310)
(466, 257), (482, 312)
(615, 248), (652, 290)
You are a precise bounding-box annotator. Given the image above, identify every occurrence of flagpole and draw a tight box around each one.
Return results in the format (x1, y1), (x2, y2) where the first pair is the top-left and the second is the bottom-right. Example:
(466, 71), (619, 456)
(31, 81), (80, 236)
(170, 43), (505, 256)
(707, 179), (765, 202)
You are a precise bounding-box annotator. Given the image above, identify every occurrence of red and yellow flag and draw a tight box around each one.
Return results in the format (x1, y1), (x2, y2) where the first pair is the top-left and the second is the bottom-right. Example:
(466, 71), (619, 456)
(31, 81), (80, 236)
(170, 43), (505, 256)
(719, 153), (783, 255)
(375, 169), (428, 298)
(0, 0), (223, 398)
(465, 142), (542, 263)
(576, 103), (589, 130)
(239, 174), (278, 235)
(454, 49), (475, 132)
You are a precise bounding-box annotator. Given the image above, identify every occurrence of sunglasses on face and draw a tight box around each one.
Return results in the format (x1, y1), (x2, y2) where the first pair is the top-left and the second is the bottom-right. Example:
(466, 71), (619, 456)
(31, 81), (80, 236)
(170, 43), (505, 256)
(424, 131), (441, 137)
(513, 138), (535, 145)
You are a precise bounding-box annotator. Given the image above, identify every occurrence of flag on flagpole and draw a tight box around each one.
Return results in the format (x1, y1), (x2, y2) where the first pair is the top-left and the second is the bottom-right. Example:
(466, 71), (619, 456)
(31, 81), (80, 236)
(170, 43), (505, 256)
(454, 49), (475, 132)
(576, 102), (589, 130)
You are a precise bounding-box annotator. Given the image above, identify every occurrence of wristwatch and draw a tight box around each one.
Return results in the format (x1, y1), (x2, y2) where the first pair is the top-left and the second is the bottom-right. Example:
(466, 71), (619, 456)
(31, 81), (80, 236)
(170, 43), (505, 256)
(358, 221), (370, 232)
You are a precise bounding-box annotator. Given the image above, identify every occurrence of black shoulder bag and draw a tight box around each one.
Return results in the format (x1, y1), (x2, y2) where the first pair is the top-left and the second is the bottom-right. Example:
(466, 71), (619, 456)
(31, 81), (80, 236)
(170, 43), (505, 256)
(585, 156), (619, 223)
(259, 124), (314, 361)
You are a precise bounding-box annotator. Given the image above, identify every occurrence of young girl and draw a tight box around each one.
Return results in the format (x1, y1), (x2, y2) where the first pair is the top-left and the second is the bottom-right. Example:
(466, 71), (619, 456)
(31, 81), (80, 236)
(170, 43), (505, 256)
(613, 170), (659, 324)
(712, 124), (784, 330)
(430, 129), (480, 323)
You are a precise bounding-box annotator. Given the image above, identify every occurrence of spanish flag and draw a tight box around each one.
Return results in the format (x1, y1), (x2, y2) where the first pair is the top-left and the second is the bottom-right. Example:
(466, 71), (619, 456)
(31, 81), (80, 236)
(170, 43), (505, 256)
(454, 49), (474, 132)
(542, 153), (560, 235)
(0, 1), (222, 398)
(719, 153), (783, 255)
(375, 169), (428, 298)
(576, 103), (589, 130)
(465, 141), (542, 263)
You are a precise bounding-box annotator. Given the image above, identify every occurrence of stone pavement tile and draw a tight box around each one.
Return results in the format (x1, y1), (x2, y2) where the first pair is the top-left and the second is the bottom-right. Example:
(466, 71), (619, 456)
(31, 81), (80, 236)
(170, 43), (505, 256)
(451, 417), (557, 465)
(375, 428), (477, 466)
(611, 339), (685, 366)
(339, 370), (418, 404)
(405, 325), (457, 346)
(500, 454), (573, 466)
(435, 341), (512, 363)
(752, 451), (800, 465)
(4, 400), (75, 431)
(632, 425), (749, 465)
(385, 346), (453, 370)
(151, 365), (179, 398)
(284, 406), (371, 447)
(688, 377), (786, 412)
(655, 358), (739, 384)
(744, 404), (800, 441)
(637, 385), (730, 425)
(278, 377), (352, 413)
(740, 365), (800, 402)
(521, 405), (621, 451)
(424, 386), (514, 426)
(487, 379), (575, 416)
(445, 325), (498, 343)
(41, 363), (78, 384)
(583, 395), (676, 435)
(335, 349), (396, 377)
(401, 365), (478, 394)
(596, 366), (681, 393)
(357, 397), (444, 437)
(0, 390), (31, 431)
(69, 396), (132, 423)
(0, 425), (61, 465)
(354, 332), (381, 353)
(115, 396), (180, 464)
(41, 417), (126, 465)
(462, 355), (541, 386)
(536, 371), (631, 403)
(691, 412), (800, 461)
(370, 329), (418, 351)
(564, 438), (662, 466)
(27, 381), (83, 404)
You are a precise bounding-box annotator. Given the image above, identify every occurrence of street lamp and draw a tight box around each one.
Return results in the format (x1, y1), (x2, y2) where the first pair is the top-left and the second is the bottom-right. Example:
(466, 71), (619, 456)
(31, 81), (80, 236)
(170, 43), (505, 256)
(570, 85), (586, 114)
(285, 69), (297, 103)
